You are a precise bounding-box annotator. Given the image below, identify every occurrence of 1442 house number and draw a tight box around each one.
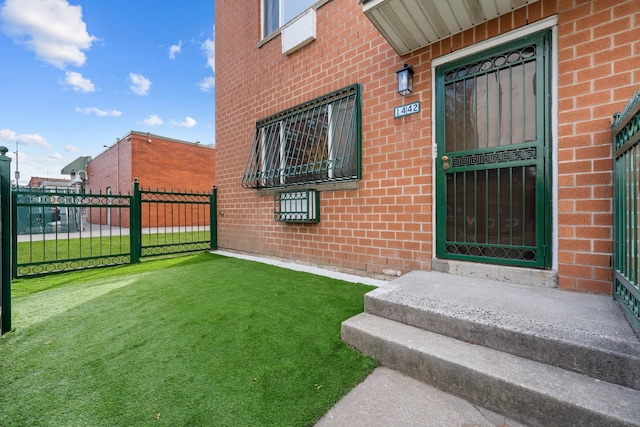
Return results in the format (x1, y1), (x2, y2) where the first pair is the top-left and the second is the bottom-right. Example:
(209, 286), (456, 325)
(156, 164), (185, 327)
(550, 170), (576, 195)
(394, 101), (420, 118)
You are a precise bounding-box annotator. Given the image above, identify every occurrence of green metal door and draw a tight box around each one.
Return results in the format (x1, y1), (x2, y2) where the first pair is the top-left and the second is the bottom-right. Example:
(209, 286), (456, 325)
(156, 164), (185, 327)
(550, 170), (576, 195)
(435, 31), (551, 268)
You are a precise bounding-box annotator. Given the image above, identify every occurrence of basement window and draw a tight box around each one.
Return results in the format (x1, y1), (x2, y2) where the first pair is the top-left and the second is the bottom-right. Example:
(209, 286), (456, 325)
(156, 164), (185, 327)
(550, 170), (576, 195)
(241, 84), (361, 190)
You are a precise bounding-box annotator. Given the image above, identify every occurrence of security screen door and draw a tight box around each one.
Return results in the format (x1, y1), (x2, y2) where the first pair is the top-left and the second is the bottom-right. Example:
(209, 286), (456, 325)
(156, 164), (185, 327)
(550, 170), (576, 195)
(435, 31), (551, 268)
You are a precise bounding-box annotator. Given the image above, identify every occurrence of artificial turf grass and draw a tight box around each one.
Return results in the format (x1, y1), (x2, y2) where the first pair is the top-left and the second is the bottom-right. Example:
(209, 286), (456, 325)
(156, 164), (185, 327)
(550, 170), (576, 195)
(11, 252), (208, 297)
(0, 253), (378, 426)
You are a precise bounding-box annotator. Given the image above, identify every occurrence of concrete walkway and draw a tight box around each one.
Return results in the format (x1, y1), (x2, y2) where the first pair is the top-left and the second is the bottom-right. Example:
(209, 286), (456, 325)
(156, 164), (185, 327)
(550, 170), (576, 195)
(315, 367), (526, 427)
(213, 250), (389, 287)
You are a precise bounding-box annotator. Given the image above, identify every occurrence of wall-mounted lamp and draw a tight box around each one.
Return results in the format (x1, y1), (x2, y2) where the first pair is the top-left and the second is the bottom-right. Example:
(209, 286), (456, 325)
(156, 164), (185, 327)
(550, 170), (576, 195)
(396, 64), (414, 96)
(72, 170), (87, 186)
(72, 170), (88, 194)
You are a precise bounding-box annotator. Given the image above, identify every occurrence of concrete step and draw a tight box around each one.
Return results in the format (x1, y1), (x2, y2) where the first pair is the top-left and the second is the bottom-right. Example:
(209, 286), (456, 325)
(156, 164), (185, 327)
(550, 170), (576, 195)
(364, 270), (640, 390)
(342, 313), (640, 427)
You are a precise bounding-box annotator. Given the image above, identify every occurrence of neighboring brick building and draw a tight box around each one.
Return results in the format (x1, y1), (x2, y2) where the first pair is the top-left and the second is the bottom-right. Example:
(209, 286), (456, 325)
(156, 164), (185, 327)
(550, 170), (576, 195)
(27, 177), (72, 190)
(215, 0), (639, 294)
(83, 131), (215, 227)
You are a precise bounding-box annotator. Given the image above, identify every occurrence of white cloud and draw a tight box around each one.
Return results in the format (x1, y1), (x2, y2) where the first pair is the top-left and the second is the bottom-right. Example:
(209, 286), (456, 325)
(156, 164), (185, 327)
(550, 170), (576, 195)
(198, 76), (215, 92)
(129, 73), (151, 96)
(143, 114), (163, 126)
(168, 40), (182, 60)
(64, 71), (95, 92)
(0, 0), (96, 69)
(49, 152), (62, 160)
(75, 107), (121, 117)
(203, 39), (214, 72)
(176, 116), (196, 128)
(0, 128), (52, 148)
(65, 144), (80, 153)
(199, 26), (214, 92)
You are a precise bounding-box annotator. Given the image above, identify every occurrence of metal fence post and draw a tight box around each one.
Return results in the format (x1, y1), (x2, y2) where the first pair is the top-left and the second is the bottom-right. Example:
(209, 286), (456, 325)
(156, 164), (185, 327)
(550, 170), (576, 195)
(130, 178), (141, 264)
(210, 186), (217, 250)
(11, 189), (17, 279)
(0, 147), (12, 334)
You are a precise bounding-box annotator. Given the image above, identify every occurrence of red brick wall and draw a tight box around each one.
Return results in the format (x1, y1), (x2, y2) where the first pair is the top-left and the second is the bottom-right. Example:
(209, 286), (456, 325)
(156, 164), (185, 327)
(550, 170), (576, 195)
(87, 138), (132, 227)
(129, 133), (215, 193)
(87, 133), (216, 228)
(554, 0), (639, 293)
(215, 0), (639, 293)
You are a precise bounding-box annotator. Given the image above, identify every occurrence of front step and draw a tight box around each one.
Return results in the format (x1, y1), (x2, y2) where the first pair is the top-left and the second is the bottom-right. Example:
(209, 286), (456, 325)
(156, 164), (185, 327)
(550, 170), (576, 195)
(364, 270), (640, 390)
(342, 313), (640, 427)
(341, 270), (640, 427)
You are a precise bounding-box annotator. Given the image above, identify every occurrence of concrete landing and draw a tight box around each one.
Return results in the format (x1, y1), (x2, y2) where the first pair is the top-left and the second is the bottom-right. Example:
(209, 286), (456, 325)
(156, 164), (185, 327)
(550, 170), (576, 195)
(365, 270), (640, 389)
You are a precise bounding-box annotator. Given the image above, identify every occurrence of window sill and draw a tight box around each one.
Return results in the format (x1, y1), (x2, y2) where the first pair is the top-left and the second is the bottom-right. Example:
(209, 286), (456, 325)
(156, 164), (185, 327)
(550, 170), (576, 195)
(256, 180), (359, 197)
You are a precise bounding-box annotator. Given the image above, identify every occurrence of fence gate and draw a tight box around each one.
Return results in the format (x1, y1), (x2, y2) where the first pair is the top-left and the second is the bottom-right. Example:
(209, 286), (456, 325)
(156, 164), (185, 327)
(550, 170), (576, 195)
(613, 91), (640, 332)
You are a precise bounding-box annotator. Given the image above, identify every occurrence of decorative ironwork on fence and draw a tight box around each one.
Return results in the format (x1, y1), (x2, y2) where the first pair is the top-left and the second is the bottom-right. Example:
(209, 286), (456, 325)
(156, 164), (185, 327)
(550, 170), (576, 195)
(13, 189), (132, 277)
(613, 90), (640, 332)
(134, 180), (215, 259)
(13, 181), (217, 278)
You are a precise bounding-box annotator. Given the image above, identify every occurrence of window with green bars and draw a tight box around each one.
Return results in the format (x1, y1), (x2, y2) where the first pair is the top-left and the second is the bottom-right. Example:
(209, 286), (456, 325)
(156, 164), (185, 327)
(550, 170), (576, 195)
(241, 84), (361, 189)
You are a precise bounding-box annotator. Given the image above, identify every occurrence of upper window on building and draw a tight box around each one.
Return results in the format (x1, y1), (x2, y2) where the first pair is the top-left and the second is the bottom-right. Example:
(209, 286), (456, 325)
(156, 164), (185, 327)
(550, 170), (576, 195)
(242, 84), (361, 189)
(262, 0), (316, 38)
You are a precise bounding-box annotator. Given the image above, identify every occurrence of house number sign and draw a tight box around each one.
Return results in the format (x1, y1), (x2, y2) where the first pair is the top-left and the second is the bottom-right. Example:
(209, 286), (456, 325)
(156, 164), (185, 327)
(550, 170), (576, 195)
(393, 101), (420, 118)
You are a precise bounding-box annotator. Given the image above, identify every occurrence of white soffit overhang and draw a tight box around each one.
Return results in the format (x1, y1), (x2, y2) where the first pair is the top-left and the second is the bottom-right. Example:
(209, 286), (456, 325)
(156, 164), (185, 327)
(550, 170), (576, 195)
(362, 0), (539, 56)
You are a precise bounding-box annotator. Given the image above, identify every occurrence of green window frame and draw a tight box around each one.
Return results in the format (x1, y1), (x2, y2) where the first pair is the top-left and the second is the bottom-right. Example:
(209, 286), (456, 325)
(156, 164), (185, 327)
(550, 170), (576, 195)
(241, 84), (362, 189)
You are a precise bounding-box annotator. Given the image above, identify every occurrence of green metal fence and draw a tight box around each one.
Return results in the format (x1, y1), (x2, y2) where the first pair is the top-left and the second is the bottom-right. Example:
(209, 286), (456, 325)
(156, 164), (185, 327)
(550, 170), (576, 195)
(134, 180), (216, 261)
(13, 181), (217, 278)
(613, 91), (640, 332)
(13, 188), (133, 277)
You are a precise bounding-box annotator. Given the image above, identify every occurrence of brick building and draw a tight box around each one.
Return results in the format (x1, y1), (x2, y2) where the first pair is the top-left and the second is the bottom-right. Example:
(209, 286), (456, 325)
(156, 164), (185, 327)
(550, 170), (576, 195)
(27, 176), (72, 190)
(84, 131), (215, 227)
(215, 0), (639, 294)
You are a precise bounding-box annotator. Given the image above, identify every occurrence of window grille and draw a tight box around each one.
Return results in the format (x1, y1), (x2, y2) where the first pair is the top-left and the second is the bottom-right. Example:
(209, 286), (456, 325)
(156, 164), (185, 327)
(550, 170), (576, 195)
(242, 84), (361, 189)
(274, 190), (320, 223)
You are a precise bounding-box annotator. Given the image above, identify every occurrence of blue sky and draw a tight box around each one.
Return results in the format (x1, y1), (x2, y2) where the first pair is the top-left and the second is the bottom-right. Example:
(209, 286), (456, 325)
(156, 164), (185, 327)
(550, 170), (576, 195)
(0, 0), (214, 184)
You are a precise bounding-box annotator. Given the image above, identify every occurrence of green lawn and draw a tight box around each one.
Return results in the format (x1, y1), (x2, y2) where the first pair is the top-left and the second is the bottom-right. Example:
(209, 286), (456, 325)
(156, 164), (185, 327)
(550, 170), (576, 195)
(0, 253), (377, 426)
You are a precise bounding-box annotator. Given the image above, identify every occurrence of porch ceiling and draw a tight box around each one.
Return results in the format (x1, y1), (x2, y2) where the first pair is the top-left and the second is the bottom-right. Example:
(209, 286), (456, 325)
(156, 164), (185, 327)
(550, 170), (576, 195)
(361, 0), (539, 56)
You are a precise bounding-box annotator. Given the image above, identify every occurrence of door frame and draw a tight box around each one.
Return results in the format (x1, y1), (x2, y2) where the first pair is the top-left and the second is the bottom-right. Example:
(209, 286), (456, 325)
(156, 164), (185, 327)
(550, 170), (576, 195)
(430, 15), (559, 272)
